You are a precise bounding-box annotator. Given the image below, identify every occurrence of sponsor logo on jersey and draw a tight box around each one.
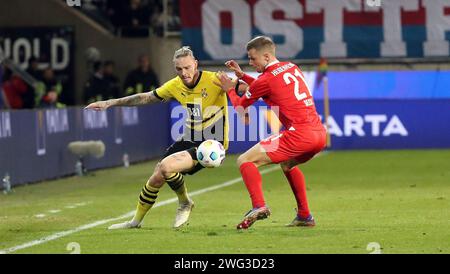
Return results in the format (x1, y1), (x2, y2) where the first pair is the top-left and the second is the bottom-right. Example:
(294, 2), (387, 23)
(201, 88), (208, 98)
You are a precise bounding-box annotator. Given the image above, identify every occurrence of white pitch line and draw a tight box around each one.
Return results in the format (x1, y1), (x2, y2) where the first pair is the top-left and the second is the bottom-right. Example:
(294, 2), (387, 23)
(0, 166), (280, 254)
(0, 151), (330, 254)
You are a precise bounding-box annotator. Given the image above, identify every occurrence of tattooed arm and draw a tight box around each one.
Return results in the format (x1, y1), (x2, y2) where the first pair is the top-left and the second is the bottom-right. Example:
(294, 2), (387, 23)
(85, 91), (161, 111)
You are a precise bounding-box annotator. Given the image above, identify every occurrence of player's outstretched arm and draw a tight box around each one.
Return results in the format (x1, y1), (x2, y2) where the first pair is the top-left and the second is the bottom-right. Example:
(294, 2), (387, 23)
(85, 91), (160, 111)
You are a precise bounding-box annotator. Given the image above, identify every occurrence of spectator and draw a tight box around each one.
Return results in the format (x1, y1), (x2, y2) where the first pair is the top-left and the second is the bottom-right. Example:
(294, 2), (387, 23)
(39, 67), (64, 108)
(106, 1), (127, 27)
(84, 61), (120, 103)
(124, 54), (160, 95)
(123, 0), (150, 28)
(0, 65), (9, 109)
(84, 61), (108, 104)
(2, 68), (28, 109)
(153, 0), (180, 35)
(27, 57), (42, 80)
(167, 0), (181, 32)
(23, 57), (42, 109)
(103, 60), (121, 98)
(0, 86), (6, 109)
(152, 4), (164, 36)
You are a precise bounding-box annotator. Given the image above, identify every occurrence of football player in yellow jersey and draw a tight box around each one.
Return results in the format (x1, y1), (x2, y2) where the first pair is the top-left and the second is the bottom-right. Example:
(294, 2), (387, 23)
(86, 46), (240, 229)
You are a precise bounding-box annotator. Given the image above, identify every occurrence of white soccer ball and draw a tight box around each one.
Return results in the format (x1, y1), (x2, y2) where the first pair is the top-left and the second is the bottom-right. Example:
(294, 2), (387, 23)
(196, 140), (226, 168)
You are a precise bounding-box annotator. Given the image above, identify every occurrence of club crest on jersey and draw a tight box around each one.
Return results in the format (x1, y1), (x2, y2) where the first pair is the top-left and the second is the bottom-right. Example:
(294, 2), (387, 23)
(201, 88), (208, 98)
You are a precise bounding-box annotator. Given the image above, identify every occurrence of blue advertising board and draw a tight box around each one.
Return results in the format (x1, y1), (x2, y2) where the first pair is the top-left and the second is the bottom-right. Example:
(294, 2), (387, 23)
(169, 70), (450, 152)
(0, 105), (170, 187)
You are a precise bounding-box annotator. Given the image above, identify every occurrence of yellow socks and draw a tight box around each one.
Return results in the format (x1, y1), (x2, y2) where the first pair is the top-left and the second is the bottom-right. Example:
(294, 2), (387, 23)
(131, 182), (160, 225)
(166, 172), (190, 204)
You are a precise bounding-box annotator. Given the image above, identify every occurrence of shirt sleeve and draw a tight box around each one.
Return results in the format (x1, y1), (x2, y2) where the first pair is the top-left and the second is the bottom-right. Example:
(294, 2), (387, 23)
(154, 80), (174, 101)
(227, 77), (269, 110)
(241, 73), (256, 85)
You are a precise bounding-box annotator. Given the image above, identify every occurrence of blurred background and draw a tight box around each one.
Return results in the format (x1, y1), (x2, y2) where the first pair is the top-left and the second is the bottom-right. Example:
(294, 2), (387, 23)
(0, 0), (449, 187)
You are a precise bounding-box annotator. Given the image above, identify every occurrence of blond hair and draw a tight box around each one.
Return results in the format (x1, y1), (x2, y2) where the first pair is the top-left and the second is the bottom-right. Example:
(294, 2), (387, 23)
(173, 46), (196, 61)
(246, 36), (276, 54)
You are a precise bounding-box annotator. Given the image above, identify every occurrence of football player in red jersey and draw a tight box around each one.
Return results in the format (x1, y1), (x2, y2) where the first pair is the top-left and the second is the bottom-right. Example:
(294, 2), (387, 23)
(215, 36), (326, 229)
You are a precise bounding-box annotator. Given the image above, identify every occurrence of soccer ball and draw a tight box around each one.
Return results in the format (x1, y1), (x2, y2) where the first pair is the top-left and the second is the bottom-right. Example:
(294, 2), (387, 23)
(196, 140), (226, 168)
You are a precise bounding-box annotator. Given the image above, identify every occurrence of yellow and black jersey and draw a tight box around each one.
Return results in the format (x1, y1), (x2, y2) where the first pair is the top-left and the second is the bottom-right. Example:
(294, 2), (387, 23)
(154, 71), (229, 150)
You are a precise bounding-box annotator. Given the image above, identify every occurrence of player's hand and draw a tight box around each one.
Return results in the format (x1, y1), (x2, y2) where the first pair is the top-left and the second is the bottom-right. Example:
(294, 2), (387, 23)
(214, 71), (235, 92)
(84, 100), (111, 111)
(225, 60), (244, 79)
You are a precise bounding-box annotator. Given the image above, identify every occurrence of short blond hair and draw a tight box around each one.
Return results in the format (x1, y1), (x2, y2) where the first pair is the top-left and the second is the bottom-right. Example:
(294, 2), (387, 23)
(246, 36), (276, 54)
(173, 46), (195, 61)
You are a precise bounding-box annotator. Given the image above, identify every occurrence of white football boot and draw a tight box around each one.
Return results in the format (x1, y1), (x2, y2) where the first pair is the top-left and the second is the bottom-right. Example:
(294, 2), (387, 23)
(173, 199), (195, 228)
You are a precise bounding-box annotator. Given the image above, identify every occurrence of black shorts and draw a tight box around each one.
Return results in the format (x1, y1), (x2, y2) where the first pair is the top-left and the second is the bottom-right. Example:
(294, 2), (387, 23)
(161, 139), (204, 175)
(162, 117), (226, 175)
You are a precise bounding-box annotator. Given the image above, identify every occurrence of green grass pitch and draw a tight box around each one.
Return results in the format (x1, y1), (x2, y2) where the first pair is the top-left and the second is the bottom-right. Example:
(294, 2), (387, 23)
(1, 150), (449, 254)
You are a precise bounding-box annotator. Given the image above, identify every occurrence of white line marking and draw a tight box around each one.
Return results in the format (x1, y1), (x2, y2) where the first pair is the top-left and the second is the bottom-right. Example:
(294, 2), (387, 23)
(0, 166), (280, 254)
(0, 152), (329, 254)
(33, 201), (91, 219)
(74, 202), (90, 207)
(65, 201), (91, 209)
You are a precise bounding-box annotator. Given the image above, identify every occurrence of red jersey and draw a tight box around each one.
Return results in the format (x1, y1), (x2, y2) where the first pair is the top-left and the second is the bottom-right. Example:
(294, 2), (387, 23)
(227, 61), (323, 131)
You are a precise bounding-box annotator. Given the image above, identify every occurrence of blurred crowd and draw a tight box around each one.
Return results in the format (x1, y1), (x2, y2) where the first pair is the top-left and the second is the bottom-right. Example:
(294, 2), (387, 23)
(84, 54), (160, 104)
(0, 58), (66, 109)
(82, 0), (181, 36)
(0, 0), (175, 109)
(0, 54), (160, 109)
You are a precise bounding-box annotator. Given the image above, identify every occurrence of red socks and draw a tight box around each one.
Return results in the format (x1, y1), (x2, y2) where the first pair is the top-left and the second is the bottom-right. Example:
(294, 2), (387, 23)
(239, 163), (311, 218)
(239, 162), (265, 208)
(284, 167), (310, 219)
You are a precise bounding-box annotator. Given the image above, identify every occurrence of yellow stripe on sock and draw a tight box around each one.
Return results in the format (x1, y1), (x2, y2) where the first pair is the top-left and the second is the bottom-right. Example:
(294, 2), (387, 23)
(139, 193), (156, 204)
(166, 172), (181, 182)
(143, 185), (159, 196)
(141, 190), (158, 200)
(166, 173), (182, 183)
(145, 182), (160, 191)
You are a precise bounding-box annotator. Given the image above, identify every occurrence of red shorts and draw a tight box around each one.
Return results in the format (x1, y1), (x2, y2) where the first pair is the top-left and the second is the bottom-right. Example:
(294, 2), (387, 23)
(260, 127), (326, 164)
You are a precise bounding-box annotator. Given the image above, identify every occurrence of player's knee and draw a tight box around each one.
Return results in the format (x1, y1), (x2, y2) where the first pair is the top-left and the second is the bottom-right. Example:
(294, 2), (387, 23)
(153, 162), (163, 177)
(149, 164), (165, 187)
(148, 177), (164, 188)
(159, 160), (175, 178)
(237, 154), (257, 167)
(236, 154), (247, 167)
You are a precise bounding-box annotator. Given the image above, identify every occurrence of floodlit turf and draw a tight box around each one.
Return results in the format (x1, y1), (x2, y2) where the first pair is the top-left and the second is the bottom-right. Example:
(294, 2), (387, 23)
(0, 150), (449, 254)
